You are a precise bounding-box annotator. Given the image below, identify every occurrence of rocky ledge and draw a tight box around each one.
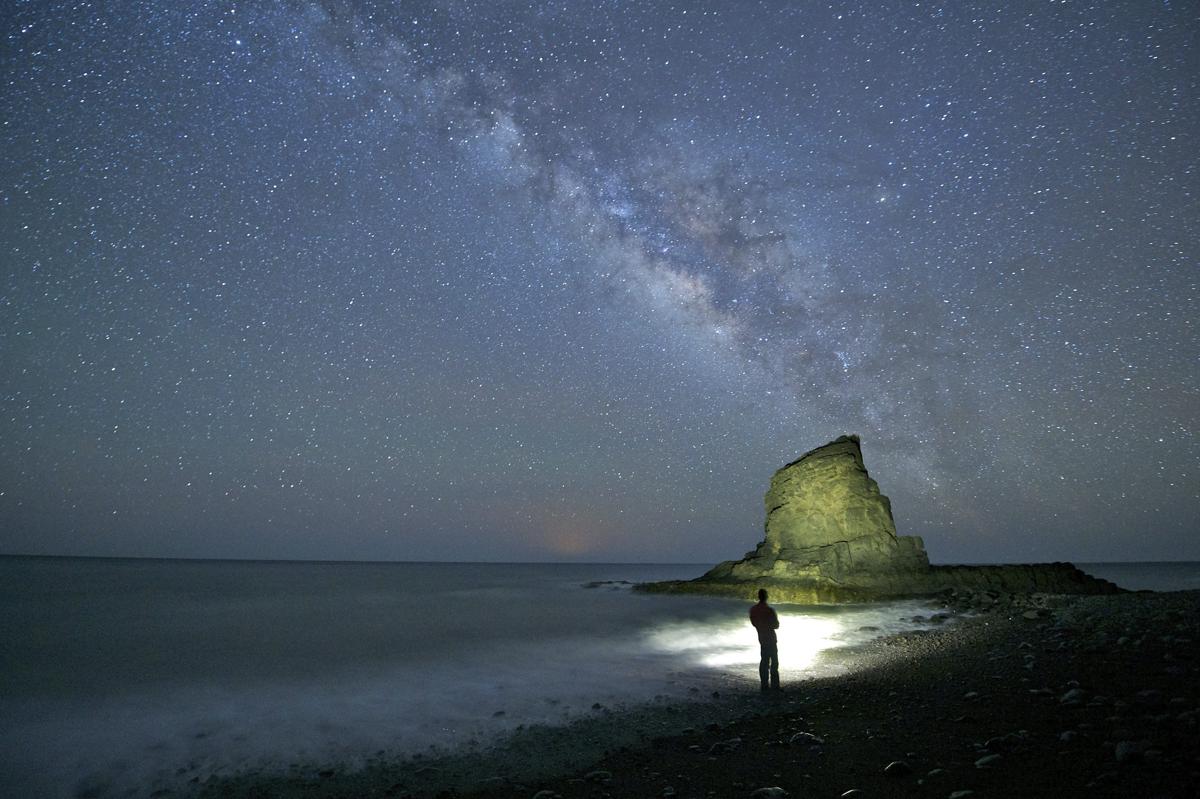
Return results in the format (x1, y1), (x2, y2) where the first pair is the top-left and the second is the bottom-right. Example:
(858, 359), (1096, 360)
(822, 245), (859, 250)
(640, 435), (1122, 603)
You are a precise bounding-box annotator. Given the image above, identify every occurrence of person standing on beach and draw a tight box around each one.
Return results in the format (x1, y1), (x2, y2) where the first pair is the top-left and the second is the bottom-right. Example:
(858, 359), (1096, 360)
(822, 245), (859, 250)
(749, 588), (780, 691)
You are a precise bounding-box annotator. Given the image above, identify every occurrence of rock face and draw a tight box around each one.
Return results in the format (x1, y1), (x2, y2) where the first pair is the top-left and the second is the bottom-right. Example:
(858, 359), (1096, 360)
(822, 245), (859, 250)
(764, 434), (901, 550)
(642, 435), (1121, 603)
(700, 435), (932, 600)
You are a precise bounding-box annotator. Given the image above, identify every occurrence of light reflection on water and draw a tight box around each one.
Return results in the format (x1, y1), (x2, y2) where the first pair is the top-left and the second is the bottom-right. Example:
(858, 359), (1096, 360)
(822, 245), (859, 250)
(645, 615), (844, 671)
(642, 600), (949, 678)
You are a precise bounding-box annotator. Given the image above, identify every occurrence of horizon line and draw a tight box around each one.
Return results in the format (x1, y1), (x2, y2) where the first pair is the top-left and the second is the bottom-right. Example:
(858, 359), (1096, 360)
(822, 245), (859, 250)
(1, 553), (1197, 567)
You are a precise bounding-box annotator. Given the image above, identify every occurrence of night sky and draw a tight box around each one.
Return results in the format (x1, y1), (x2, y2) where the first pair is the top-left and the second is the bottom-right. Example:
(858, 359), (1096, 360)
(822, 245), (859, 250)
(2, 1), (1196, 564)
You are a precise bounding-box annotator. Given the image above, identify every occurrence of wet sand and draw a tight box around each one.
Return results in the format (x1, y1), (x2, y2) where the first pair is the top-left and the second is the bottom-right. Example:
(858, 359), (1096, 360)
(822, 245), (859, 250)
(197, 590), (1199, 799)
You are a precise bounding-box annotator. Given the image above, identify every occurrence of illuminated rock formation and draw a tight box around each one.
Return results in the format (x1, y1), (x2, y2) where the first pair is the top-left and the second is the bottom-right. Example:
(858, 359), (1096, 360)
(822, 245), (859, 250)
(641, 435), (1121, 603)
(693, 435), (931, 601)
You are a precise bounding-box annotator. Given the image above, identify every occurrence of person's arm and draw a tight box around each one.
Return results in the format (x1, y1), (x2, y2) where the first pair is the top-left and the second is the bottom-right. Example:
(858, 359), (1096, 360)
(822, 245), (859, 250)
(772, 608), (779, 629)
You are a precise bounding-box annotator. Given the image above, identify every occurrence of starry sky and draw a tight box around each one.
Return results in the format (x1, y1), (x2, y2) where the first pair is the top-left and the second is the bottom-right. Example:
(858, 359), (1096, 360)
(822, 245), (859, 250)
(1, 1), (1196, 564)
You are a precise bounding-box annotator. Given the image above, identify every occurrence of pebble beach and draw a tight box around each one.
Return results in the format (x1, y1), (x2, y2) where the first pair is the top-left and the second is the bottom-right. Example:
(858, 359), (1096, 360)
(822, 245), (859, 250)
(195, 589), (1200, 799)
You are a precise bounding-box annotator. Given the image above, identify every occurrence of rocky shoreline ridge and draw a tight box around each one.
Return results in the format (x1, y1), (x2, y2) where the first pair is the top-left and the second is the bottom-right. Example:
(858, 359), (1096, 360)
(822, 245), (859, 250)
(639, 435), (1122, 603)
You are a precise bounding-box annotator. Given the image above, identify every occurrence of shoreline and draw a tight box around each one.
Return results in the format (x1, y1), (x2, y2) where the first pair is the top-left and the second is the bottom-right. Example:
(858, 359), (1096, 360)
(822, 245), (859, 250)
(194, 589), (1200, 799)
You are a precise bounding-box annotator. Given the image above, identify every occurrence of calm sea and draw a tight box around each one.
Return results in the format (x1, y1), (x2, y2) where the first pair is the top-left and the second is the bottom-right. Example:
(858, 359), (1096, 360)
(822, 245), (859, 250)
(1, 557), (1195, 797)
(1076, 561), (1200, 592)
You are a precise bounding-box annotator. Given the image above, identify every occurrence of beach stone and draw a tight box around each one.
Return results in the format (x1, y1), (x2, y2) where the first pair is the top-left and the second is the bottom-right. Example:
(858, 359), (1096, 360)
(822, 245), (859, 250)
(530, 791), (560, 799)
(750, 788), (789, 798)
(984, 733), (1021, 751)
(1059, 730), (1078, 743)
(1087, 770), (1120, 788)
(948, 792), (976, 799)
(974, 754), (1002, 768)
(1114, 740), (1145, 764)
(708, 737), (742, 754)
(1135, 689), (1165, 708)
(884, 760), (913, 777)
(1060, 688), (1087, 705)
(840, 791), (865, 798)
(789, 732), (824, 746)
(584, 770), (612, 783)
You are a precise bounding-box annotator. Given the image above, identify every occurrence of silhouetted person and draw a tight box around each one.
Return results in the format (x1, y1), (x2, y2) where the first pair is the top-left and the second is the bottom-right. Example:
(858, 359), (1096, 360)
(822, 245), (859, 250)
(749, 588), (780, 691)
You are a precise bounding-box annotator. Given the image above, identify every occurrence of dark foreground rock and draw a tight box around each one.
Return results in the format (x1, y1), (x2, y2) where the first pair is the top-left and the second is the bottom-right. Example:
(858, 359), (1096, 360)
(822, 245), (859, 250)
(639, 435), (1122, 603)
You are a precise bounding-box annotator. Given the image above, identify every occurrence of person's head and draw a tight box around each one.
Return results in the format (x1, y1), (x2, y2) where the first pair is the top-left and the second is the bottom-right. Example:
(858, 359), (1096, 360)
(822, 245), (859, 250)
(757, 588), (768, 603)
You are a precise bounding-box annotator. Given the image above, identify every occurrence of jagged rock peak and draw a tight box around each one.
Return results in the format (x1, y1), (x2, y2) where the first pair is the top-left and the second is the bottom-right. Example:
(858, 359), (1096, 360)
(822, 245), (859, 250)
(763, 433), (898, 552)
(780, 433), (865, 471)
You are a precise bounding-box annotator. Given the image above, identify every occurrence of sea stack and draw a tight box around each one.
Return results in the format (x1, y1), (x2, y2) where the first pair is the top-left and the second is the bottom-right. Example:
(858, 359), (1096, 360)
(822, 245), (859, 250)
(641, 435), (1121, 603)
(702, 435), (931, 598)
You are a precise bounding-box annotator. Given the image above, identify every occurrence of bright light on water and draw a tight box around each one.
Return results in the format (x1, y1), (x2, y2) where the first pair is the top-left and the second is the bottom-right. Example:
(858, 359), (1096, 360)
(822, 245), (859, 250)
(645, 614), (844, 672)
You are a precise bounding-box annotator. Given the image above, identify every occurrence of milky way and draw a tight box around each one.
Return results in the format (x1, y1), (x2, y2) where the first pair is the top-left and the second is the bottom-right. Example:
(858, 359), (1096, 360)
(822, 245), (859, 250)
(2, 1), (1196, 563)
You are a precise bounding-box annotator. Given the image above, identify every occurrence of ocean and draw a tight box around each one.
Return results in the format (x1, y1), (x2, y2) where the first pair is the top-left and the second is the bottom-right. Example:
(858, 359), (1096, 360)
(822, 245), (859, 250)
(1075, 561), (1200, 592)
(1, 557), (1196, 798)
